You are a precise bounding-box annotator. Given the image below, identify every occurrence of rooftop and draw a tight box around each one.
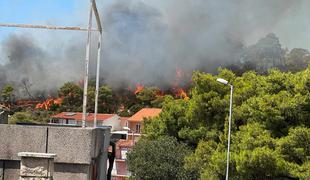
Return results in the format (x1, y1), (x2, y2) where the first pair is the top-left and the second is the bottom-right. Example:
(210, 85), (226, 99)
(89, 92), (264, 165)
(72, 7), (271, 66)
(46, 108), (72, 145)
(128, 108), (162, 122)
(51, 112), (117, 122)
(116, 139), (134, 148)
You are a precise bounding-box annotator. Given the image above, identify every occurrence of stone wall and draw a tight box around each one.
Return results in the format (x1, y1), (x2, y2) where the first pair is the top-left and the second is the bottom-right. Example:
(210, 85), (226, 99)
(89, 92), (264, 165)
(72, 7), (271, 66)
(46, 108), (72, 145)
(0, 124), (111, 180)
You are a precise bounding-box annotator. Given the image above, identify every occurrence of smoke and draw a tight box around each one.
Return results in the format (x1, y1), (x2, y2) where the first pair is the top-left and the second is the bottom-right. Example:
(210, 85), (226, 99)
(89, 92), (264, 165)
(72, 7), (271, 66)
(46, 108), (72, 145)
(0, 34), (84, 98)
(0, 0), (307, 96)
(100, 0), (305, 87)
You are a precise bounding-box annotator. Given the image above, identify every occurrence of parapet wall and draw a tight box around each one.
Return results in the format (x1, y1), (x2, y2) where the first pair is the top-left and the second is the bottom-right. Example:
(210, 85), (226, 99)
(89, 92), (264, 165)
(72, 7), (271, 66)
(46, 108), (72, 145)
(0, 124), (111, 180)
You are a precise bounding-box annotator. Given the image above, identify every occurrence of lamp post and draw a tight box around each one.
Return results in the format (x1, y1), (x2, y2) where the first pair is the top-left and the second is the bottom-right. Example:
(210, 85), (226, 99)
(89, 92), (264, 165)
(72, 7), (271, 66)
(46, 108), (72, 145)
(216, 78), (233, 180)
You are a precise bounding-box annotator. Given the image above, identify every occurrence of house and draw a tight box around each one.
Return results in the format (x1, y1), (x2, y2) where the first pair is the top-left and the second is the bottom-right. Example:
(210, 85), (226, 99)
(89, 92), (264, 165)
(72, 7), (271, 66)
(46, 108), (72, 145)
(50, 112), (121, 131)
(127, 108), (162, 135)
(111, 108), (162, 180)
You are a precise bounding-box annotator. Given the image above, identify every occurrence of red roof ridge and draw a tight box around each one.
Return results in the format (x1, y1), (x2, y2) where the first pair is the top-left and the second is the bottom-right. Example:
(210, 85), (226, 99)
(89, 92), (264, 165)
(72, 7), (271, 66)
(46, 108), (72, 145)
(128, 108), (162, 122)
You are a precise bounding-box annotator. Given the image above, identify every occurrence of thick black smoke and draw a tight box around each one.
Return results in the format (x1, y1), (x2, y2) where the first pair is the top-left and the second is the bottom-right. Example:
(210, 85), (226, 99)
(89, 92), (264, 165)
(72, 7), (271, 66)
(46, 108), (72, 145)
(0, 34), (84, 97)
(0, 0), (307, 96)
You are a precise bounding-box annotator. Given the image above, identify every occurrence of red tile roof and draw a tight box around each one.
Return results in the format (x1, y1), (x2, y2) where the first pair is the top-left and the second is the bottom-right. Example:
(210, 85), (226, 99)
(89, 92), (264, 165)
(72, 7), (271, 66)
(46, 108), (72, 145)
(128, 108), (162, 122)
(116, 139), (134, 148)
(120, 117), (129, 121)
(51, 112), (116, 122)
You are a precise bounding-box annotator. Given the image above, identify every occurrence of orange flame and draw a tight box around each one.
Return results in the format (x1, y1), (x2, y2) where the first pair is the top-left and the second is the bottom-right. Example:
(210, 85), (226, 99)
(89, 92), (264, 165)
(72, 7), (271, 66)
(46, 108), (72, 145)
(35, 96), (63, 110)
(175, 88), (189, 100)
(134, 83), (144, 94)
(172, 68), (189, 100)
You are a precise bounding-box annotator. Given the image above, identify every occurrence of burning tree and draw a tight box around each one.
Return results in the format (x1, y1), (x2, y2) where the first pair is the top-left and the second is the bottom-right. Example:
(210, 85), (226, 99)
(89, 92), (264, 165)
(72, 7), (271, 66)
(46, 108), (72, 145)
(35, 96), (63, 111)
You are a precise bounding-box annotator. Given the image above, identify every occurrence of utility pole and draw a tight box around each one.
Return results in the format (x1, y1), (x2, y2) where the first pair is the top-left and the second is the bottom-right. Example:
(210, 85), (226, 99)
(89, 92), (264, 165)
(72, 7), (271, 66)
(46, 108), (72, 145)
(81, 0), (94, 128)
(82, 0), (103, 128)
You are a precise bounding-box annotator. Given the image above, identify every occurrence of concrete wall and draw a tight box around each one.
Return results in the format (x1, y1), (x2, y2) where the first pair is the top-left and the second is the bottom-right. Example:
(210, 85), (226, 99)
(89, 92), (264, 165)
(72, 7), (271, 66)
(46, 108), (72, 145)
(102, 115), (121, 131)
(73, 115), (121, 131)
(0, 124), (111, 180)
(1, 160), (20, 180)
(0, 111), (8, 124)
(0, 125), (47, 160)
(0, 160), (3, 179)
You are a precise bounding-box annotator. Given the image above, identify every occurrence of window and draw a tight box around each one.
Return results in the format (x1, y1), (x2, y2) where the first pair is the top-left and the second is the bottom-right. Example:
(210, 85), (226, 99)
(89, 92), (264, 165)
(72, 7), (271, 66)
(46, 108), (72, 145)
(68, 120), (77, 125)
(121, 148), (128, 160)
(135, 123), (141, 133)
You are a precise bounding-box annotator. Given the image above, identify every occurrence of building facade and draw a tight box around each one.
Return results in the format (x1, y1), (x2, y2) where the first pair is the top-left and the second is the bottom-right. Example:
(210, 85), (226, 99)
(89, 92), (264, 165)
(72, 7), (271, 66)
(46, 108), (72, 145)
(50, 112), (121, 131)
(111, 108), (162, 180)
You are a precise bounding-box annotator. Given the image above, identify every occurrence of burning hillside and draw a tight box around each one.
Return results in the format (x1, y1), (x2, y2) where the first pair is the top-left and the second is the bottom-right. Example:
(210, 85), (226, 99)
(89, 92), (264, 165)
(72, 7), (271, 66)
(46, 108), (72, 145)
(35, 97), (63, 110)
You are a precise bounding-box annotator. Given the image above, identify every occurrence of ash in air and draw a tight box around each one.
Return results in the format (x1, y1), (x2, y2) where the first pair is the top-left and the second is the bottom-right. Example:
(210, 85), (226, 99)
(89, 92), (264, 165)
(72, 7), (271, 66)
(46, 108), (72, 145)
(0, 0), (308, 97)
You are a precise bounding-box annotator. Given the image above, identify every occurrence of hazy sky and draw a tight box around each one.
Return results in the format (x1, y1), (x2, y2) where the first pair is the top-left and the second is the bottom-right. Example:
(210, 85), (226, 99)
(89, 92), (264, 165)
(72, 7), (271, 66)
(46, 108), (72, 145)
(0, 0), (310, 49)
(1, 0), (310, 93)
(0, 0), (310, 50)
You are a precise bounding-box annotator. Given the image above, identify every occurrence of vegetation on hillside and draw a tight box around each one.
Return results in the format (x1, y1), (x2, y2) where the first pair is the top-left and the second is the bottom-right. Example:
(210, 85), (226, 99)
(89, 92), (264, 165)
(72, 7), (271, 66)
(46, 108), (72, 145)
(128, 67), (310, 179)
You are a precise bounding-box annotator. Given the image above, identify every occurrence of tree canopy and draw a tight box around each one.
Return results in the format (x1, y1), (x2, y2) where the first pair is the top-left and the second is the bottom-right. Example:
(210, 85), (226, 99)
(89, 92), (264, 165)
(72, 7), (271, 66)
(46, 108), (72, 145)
(1, 85), (14, 105)
(137, 67), (310, 179)
(127, 136), (194, 180)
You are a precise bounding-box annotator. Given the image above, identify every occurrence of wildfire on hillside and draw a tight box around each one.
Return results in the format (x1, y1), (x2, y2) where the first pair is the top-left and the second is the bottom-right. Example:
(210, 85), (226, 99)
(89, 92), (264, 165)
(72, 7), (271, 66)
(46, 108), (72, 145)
(134, 83), (144, 94)
(28, 68), (191, 112)
(174, 88), (189, 100)
(129, 68), (190, 100)
(35, 96), (63, 110)
(173, 68), (190, 100)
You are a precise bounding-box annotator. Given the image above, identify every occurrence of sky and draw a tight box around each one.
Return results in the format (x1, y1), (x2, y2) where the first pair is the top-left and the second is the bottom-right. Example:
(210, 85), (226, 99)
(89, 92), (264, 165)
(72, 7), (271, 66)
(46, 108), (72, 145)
(0, 0), (107, 64)
(0, 0), (100, 36)
(1, 0), (310, 49)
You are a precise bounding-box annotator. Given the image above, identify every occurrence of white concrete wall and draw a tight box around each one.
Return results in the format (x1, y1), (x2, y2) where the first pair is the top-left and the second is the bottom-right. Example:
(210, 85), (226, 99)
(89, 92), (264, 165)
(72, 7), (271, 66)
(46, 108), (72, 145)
(102, 115), (121, 131)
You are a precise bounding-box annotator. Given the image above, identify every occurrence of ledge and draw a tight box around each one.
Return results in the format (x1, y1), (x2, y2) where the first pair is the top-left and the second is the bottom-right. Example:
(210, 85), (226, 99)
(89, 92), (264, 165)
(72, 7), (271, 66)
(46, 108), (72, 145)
(18, 152), (57, 159)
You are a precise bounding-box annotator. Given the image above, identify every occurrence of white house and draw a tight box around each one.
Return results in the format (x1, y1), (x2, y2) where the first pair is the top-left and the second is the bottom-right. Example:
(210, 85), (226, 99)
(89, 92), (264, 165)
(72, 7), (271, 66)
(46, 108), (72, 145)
(50, 112), (122, 131)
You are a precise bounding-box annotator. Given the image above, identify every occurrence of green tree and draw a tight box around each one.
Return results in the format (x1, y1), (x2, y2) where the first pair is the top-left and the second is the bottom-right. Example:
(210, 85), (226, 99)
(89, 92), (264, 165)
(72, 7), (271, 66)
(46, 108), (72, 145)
(284, 48), (310, 72)
(87, 86), (95, 112)
(98, 85), (118, 113)
(144, 96), (188, 140)
(186, 123), (299, 180)
(277, 127), (310, 165)
(184, 140), (219, 179)
(58, 82), (83, 112)
(9, 110), (52, 124)
(141, 68), (310, 179)
(127, 136), (194, 180)
(136, 87), (158, 106)
(9, 111), (36, 124)
(1, 85), (14, 105)
(231, 123), (290, 180)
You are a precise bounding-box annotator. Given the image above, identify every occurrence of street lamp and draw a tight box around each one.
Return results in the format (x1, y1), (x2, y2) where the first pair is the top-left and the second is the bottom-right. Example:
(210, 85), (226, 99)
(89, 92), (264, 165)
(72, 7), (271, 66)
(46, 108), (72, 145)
(216, 78), (233, 180)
